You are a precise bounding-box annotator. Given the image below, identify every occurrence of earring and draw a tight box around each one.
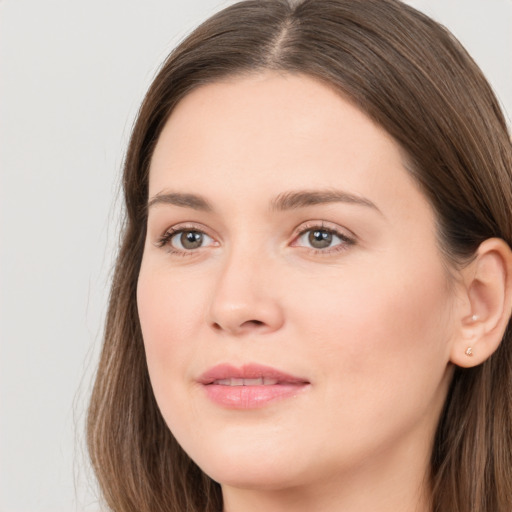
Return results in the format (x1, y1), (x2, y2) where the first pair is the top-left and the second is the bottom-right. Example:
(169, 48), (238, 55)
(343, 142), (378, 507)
(471, 314), (478, 322)
(465, 347), (474, 357)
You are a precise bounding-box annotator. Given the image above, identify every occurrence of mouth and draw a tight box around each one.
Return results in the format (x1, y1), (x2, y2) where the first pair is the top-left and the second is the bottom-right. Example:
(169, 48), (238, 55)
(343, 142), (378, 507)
(198, 363), (310, 409)
(211, 377), (281, 386)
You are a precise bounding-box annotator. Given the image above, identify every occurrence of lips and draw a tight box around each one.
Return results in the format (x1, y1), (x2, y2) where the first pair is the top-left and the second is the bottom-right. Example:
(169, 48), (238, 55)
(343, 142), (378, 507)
(198, 363), (308, 385)
(198, 363), (310, 409)
(211, 377), (280, 386)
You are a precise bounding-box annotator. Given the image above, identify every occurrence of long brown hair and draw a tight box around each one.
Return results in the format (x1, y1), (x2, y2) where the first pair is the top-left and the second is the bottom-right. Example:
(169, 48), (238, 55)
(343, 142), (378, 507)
(87, 1), (512, 511)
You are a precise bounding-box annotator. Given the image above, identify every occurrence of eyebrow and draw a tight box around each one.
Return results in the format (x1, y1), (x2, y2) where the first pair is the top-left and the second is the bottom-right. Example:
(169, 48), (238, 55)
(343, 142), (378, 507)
(147, 188), (381, 215)
(147, 192), (213, 211)
(270, 189), (382, 214)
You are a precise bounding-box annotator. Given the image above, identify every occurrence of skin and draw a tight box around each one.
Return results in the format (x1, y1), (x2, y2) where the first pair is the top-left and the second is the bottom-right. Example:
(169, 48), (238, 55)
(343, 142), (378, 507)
(137, 72), (466, 512)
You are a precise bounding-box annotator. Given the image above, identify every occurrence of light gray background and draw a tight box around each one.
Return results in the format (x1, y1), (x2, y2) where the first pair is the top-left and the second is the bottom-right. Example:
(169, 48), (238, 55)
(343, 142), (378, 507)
(1, 1), (510, 511)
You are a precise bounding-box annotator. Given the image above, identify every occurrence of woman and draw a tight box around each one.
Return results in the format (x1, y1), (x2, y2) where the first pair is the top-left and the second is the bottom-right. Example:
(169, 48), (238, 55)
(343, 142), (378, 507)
(87, 0), (512, 511)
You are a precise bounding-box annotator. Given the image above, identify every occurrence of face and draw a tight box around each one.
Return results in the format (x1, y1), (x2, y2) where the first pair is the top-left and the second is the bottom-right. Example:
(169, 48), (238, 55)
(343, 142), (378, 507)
(137, 72), (458, 493)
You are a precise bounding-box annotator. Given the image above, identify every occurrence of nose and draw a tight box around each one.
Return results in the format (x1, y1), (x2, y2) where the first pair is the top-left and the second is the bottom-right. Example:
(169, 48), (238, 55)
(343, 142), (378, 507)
(207, 249), (285, 336)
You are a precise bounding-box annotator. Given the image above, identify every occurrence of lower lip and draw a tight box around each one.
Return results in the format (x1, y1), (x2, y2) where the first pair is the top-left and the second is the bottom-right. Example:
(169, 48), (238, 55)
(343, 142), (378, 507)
(203, 383), (308, 409)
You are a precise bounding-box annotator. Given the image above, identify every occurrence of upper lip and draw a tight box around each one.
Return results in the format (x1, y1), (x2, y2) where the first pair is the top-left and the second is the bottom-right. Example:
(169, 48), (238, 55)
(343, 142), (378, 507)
(198, 363), (309, 385)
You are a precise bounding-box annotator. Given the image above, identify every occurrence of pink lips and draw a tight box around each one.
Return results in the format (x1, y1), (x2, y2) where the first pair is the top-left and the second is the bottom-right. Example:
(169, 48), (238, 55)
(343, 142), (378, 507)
(198, 363), (310, 409)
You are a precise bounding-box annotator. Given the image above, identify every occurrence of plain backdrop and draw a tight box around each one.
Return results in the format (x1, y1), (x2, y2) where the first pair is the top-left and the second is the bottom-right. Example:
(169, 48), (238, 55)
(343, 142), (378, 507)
(1, 1), (511, 511)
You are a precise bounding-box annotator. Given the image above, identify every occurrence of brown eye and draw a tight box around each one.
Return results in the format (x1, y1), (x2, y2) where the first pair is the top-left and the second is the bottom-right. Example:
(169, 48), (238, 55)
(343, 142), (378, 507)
(179, 231), (204, 250)
(308, 230), (333, 249)
(294, 226), (353, 253)
(164, 229), (214, 251)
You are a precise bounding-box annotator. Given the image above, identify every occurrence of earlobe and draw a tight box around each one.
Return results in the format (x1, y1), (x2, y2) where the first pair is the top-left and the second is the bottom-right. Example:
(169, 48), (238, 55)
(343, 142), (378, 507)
(450, 238), (512, 368)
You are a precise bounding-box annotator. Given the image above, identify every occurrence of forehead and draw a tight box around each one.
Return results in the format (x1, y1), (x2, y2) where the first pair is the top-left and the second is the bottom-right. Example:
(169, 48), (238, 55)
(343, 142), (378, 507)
(148, 72), (425, 218)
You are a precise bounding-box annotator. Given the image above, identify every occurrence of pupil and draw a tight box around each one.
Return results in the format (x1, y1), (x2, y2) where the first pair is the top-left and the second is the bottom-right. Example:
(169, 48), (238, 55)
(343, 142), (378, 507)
(309, 230), (332, 249)
(181, 231), (203, 249)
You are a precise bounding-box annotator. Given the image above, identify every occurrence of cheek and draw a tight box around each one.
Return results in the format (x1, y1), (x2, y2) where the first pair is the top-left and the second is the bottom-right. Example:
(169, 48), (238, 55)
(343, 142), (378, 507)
(274, 262), (455, 466)
(287, 257), (454, 398)
(137, 264), (208, 385)
(136, 263), (213, 448)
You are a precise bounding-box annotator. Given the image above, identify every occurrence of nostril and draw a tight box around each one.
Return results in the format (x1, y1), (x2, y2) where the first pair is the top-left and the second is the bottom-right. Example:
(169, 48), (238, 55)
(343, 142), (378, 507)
(211, 319), (266, 333)
(243, 320), (264, 327)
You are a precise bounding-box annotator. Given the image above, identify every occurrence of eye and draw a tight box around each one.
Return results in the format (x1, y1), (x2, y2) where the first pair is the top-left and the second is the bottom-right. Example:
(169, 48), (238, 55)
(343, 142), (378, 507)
(174, 230), (211, 250)
(301, 229), (337, 249)
(293, 225), (355, 252)
(157, 228), (216, 253)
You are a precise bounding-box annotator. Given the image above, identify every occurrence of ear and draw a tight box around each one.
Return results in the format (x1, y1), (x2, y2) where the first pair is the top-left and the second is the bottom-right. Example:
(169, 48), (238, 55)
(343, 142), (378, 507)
(450, 238), (512, 368)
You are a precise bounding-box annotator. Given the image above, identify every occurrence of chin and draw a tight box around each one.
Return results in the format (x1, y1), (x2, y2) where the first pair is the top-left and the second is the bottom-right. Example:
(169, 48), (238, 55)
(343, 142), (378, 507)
(202, 459), (305, 491)
(182, 431), (311, 491)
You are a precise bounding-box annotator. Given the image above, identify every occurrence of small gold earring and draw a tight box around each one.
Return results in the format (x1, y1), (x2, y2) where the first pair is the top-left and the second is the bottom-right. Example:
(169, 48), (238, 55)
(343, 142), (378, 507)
(465, 347), (474, 357)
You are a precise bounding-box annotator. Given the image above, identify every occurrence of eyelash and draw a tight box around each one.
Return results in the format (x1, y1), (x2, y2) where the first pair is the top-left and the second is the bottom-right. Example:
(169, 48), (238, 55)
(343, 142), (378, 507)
(293, 221), (355, 255)
(155, 224), (215, 257)
(155, 222), (355, 257)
